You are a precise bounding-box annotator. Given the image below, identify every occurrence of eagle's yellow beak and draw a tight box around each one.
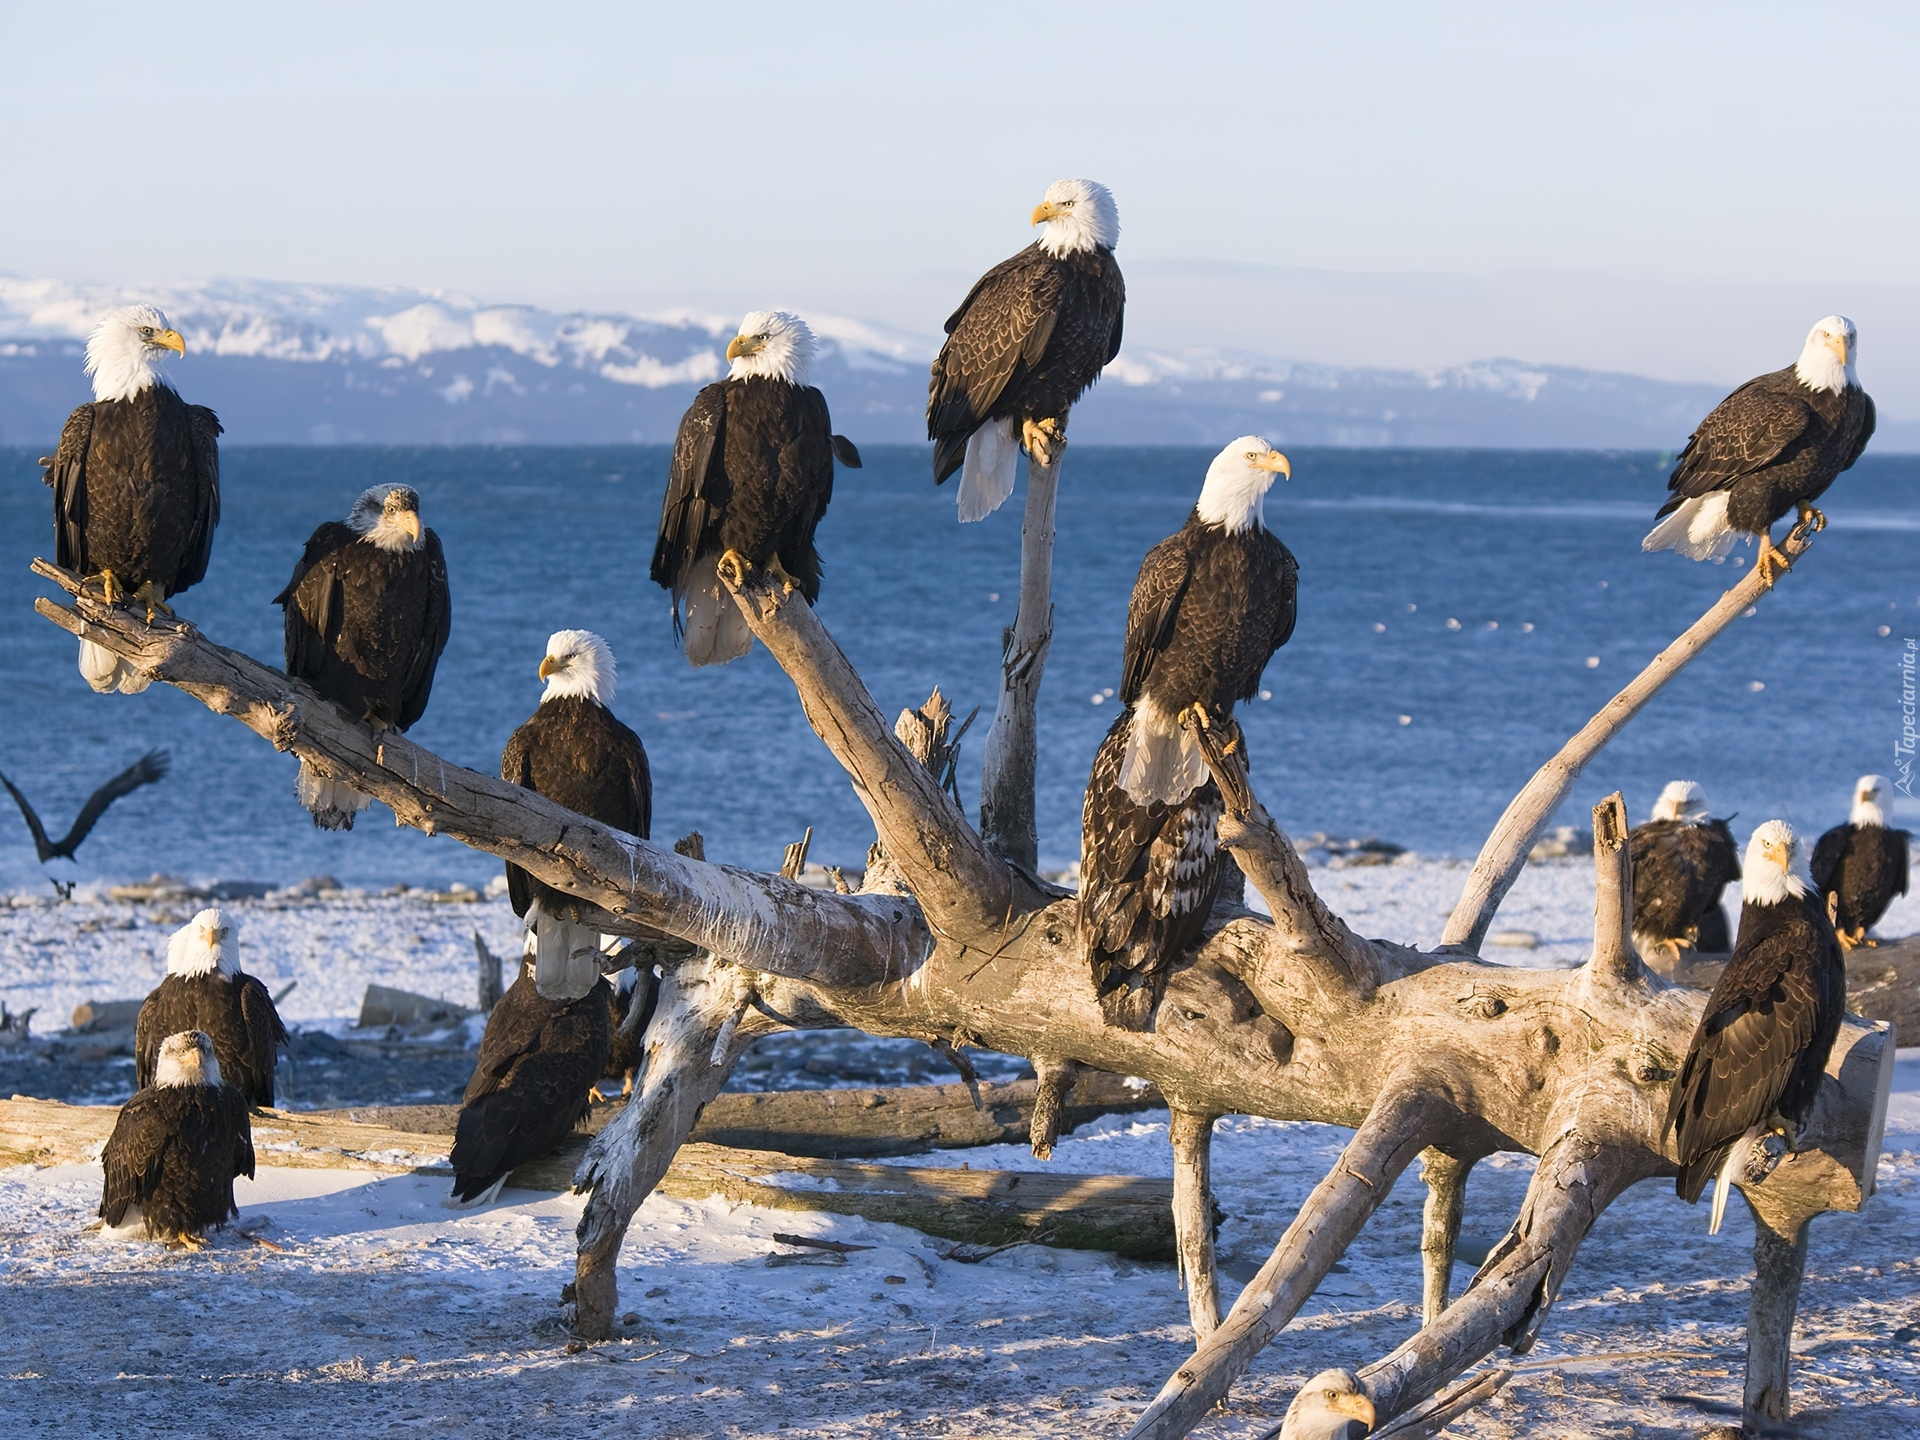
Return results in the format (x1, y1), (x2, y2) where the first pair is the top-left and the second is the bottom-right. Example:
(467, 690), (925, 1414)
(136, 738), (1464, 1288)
(1032, 201), (1057, 226)
(1256, 450), (1292, 478)
(726, 334), (763, 362)
(398, 511), (421, 543)
(539, 655), (562, 680)
(1333, 1393), (1376, 1428)
(1826, 332), (1850, 364)
(155, 329), (187, 355)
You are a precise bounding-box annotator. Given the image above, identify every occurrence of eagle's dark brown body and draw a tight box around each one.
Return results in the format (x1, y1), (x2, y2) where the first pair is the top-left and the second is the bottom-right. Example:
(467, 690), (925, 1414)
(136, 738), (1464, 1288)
(1080, 711), (1227, 1030)
(928, 242), (1124, 483)
(1657, 366), (1874, 534)
(275, 521), (452, 730)
(99, 1081), (254, 1240)
(135, 972), (288, 1108)
(47, 385), (221, 598)
(1665, 886), (1845, 1204)
(1811, 822), (1911, 938)
(450, 969), (612, 1201)
(1630, 817), (1741, 954)
(501, 695), (651, 921)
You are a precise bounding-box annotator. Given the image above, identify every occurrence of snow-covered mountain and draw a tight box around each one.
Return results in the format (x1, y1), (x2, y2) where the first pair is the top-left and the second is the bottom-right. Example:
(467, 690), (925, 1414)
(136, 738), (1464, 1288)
(4, 275), (1902, 450)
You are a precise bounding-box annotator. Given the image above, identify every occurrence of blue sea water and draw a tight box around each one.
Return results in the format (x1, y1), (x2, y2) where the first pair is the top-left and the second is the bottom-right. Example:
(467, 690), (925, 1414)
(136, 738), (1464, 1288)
(0, 444), (1915, 896)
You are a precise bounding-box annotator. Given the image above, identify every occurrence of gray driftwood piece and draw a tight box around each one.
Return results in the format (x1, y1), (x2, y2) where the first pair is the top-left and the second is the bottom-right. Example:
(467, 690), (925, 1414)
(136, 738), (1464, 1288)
(31, 504), (1890, 1438)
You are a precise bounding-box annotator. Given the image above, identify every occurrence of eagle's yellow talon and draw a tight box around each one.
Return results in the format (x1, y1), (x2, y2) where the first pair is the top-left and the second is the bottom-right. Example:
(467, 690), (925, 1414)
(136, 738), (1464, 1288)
(715, 549), (750, 589)
(765, 555), (800, 596)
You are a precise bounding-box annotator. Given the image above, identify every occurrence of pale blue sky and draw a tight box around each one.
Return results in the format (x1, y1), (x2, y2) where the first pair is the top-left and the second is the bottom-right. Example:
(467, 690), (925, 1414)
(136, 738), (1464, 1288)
(4, 2), (1917, 398)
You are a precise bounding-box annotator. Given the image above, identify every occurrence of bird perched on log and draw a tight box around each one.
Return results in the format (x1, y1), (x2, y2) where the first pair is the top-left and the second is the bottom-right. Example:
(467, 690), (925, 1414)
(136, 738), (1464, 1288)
(500, 630), (652, 984)
(449, 940), (612, 1205)
(1630, 781), (1740, 962)
(1810, 774), (1910, 949)
(1278, 1369), (1376, 1438)
(1665, 820), (1845, 1234)
(1079, 709), (1230, 1030)
(929, 178), (1125, 522)
(135, 909), (288, 1108)
(1643, 316), (1874, 584)
(42, 305), (221, 694)
(0, 748), (169, 898)
(650, 311), (861, 666)
(275, 484), (451, 829)
(99, 1030), (254, 1247)
(1115, 437), (1297, 806)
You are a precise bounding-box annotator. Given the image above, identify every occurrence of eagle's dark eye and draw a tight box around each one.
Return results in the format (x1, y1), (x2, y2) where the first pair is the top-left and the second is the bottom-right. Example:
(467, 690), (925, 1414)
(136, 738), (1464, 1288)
(140, 327), (154, 336)
(1062, 199), (1075, 207)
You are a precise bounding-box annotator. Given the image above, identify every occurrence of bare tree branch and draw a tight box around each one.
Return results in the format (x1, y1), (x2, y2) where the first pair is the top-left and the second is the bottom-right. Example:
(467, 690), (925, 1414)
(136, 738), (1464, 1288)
(979, 452), (1060, 868)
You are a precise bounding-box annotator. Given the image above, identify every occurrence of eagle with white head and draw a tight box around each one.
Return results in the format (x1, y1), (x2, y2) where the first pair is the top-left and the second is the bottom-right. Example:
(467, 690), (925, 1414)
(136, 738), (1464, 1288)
(134, 908), (288, 1107)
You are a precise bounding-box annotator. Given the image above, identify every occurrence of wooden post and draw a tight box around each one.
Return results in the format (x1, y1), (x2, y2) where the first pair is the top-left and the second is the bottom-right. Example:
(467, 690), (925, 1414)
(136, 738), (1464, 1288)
(1169, 1109), (1222, 1339)
(1745, 1206), (1812, 1426)
(1418, 1148), (1472, 1325)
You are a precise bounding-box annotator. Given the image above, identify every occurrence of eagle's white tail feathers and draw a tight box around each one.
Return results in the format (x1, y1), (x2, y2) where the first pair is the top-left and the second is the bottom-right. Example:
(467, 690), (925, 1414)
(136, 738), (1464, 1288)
(956, 417), (1019, 523)
(681, 553), (755, 667)
(296, 759), (372, 831)
(1643, 493), (1738, 561)
(78, 638), (150, 694)
(526, 900), (604, 1002)
(1118, 700), (1209, 806)
(1708, 1124), (1764, 1235)
(442, 1172), (509, 1210)
(99, 1203), (150, 1240)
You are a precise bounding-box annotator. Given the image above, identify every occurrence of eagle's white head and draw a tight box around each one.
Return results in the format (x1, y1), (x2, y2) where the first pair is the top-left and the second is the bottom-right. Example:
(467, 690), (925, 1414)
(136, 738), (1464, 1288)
(726, 310), (815, 384)
(539, 629), (615, 705)
(1279, 1369), (1376, 1439)
(154, 1029), (222, 1089)
(1852, 774), (1889, 828)
(1794, 315), (1858, 395)
(1652, 780), (1710, 823)
(1743, 820), (1809, 906)
(1196, 435), (1291, 533)
(347, 484), (427, 553)
(1033, 178), (1120, 258)
(166, 908), (240, 979)
(85, 305), (187, 404)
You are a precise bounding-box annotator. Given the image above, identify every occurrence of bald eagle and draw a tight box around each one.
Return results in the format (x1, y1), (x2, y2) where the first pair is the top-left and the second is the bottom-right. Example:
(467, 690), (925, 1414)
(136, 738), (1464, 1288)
(929, 179), (1126, 522)
(501, 630), (652, 982)
(135, 909), (287, 1108)
(1665, 821), (1845, 1234)
(650, 311), (861, 666)
(1630, 781), (1741, 963)
(1643, 316), (1875, 584)
(275, 484), (452, 829)
(1079, 709), (1229, 1030)
(1278, 1369), (1376, 1439)
(1116, 438), (1296, 806)
(99, 1030), (254, 1247)
(450, 950), (612, 1205)
(43, 306), (221, 694)
(1810, 774), (1910, 950)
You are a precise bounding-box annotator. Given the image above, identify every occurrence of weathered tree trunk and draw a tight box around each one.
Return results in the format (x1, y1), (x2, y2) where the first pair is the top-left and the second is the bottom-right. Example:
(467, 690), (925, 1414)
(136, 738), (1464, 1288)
(1169, 1108), (1222, 1338)
(31, 513), (1890, 1435)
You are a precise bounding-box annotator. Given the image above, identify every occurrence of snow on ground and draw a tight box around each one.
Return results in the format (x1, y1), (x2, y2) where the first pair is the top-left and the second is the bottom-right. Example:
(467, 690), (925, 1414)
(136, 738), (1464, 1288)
(2, 860), (1918, 1437)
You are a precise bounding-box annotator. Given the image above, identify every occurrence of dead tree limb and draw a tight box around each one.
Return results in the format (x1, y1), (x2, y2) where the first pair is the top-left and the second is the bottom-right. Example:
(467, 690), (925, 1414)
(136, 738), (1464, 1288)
(1443, 524), (1815, 953)
(1418, 1147), (1475, 1326)
(1169, 1108), (1222, 1339)
(979, 450), (1060, 868)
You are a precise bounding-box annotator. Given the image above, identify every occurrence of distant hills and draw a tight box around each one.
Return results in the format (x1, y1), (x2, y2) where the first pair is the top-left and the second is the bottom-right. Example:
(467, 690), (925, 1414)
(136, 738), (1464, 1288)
(3, 276), (1913, 451)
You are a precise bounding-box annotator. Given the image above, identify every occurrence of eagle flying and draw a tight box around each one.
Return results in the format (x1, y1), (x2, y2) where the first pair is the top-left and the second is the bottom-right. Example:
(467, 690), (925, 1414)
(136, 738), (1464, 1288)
(1643, 316), (1874, 584)
(650, 311), (861, 666)
(1810, 774), (1910, 950)
(43, 305), (221, 693)
(929, 178), (1125, 522)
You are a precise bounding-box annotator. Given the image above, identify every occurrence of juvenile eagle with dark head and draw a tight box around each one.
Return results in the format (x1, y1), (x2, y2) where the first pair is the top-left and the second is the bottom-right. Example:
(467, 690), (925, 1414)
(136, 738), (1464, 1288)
(275, 484), (452, 829)
(135, 908), (288, 1108)
(1643, 316), (1874, 584)
(44, 305), (221, 693)
(99, 1030), (254, 1247)
(1810, 774), (1910, 950)
(651, 311), (861, 666)
(929, 179), (1125, 522)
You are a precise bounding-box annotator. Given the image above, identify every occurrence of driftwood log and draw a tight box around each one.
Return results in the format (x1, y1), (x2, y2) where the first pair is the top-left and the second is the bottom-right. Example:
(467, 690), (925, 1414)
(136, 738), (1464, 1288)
(30, 503), (1894, 1437)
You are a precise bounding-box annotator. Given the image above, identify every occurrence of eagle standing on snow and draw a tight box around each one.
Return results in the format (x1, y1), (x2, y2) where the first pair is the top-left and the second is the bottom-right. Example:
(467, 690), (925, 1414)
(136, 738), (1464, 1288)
(929, 178), (1126, 522)
(1643, 316), (1874, 584)
(1630, 781), (1741, 962)
(43, 305), (221, 694)
(650, 311), (861, 666)
(1665, 821), (1845, 1234)
(275, 484), (451, 829)
(99, 1030), (254, 1247)
(1811, 774), (1910, 950)
(135, 909), (288, 1108)
(1114, 438), (1297, 807)
(501, 630), (652, 983)
(1079, 710), (1230, 1030)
